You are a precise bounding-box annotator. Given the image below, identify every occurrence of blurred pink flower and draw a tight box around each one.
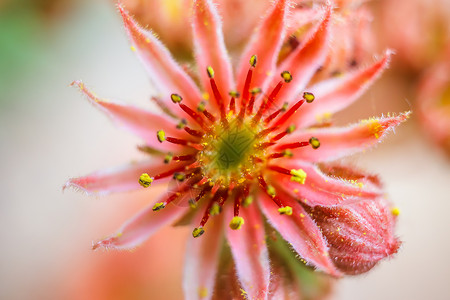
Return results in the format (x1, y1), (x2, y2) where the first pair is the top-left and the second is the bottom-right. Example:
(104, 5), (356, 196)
(67, 1), (407, 299)
(379, 0), (450, 72)
(417, 48), (450, 155)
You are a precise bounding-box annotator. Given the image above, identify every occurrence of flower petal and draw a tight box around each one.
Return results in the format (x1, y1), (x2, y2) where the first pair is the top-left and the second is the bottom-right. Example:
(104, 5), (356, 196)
(278, 112), (410, 162)
(72, 80), (191, 151)
(269, 161), (382, 207)
(307, 197), (400, 274)
(192, 0), (234, 110)
(225, 203), (270, 300)
(270, 6), (331, 105)
(259, 190), (341, 276)
(294, 50), (393, 128)
(64, 159), (184, 195)
(236, 0), (289, 94)
(92, 194), (187, 250)
(183, 214), (224, 300)
(118, 4), (202, 108)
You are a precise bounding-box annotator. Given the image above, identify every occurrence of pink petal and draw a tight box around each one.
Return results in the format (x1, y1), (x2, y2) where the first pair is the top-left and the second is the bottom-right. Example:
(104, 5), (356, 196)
(118, 4), (202, 109)
(64, 160), (185, 195)
(270, 6), (331, 105)
(192, 0), (234, 110)
(225, 204), (270, 300)
(92, 194), (187, 250)
(183, 214), (224, 300)
(236, 0), (289, 94)
(269, 161), (382, 207)
(308, 197), (400, 274)
(259, 190), (341, 276)
(294, 50), (393, 128)
(72, 80), (191, 151)
(278, 112), (410, 162)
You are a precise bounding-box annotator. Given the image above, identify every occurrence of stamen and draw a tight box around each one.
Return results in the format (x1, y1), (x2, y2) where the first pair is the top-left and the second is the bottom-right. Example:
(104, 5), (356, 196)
(271, 99), (305, 128)
(206, 66), (227, 123)
(290, 169), (307, 184)
(276, 140), (309, 151)
(153, 202), (166, 211)
(173, 172), (186, 182)
(172, 154), (196, 162)
(270, 125), (296, 142)
(257, 175), (283, 207)
(138, 173), (154, 188)
(164, 153), (173, 164)
(229, 92), (237, 114)
(157, 130), (166, 143)
(184, 126), (204, 138)
(309, 137), (320, 149)
(247, 95), (256, 115)
(267, 150), (293, 159)
(229, 216), (245, 230)
(240, 55), (256, 114)
(192, 227), (205, 238)
(176, 119), (187, 129)
(278, 206), (293, 215)
(263, 102), (288, 124)
(303, 92), (315, 103)
(253, 81), (284, 125)
(179, 103), (210, 131)
(233, 189), (243, 216)
(153, 165), (187, 180)
(170, 93), (183, 103)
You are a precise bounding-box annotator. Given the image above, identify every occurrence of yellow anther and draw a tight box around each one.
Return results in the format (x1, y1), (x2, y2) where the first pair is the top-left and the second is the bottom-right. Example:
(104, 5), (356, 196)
(242, 196), (253, 207)
(249, 55), (257, 67)
(283, 150), (293, 158)
(300, 213), (305, 218)
(138, 173), (154, 188)
(210, 202), (221, 216)
(250, 87), (262, 95)
(286, 124), (296, 133)
(392, 207), (400, 216)
(290, 169), (307, 184)
(198, 287), (208, 298)
(130, 45), (136, 52)
(281, 102), (289, 111)
(176, 119), (187, 129)
(164, 153), (173, 164)
(267, 185), (276, 197)
(281, 71), (293, 83)
(309, 137), (320, 149)
(206, 66), (215, 78)
(170, 93), (183, 103)
(229, 91), (240, 98)
(173, 172), (186, 182)
(157, 130), (166, 143)
(303, 92), (315, 103)
(188, 199), (197, 209)
(152, 202), (166, 211)
(278, 206), (293, 215)
(229, 216), (245, 230)
(192, 227), (205, 238)
(197, 101), (206, 112)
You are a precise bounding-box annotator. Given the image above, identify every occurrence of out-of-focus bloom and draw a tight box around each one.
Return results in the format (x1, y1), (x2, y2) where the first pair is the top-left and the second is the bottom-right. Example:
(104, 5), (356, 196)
(379, 0), (450, 72)
(67, 1), (407, 299)
(119, 0), (271, 58)
(417, 48), (450, 155)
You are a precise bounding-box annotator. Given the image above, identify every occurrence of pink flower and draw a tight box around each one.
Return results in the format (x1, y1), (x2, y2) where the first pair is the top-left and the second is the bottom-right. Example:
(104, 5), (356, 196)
(416, 48), (450, 155)
(67, 1), (408, 299)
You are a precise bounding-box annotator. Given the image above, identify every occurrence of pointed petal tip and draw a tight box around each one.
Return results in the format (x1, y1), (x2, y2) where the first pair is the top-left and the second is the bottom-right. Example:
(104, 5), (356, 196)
(63, 178), (93, 196)
(92, 235), (123, 251)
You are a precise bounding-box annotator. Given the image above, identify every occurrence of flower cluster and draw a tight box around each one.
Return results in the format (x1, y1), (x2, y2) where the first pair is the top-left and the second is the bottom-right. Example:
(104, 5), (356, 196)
(67, 0), (407, 299)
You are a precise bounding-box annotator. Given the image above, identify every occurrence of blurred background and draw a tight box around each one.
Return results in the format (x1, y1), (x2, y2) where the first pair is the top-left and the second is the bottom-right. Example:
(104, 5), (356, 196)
(0, 0), (449, 299)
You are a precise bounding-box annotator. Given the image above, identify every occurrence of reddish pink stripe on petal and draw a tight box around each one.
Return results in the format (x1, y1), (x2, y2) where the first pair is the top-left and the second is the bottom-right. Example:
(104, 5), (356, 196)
(92, 196), (187, 250)
(236, 0), (289, 94)
(295, 50), (393, 128)
(279, 112), (410, 162)
(271, 6), (331, 105)
(64, 160), (183, 195)
(118, 4), (202, 108)
(72, 80), (190, 151)
(270, 161), (382, 207)
(259, 191), (341, 276)
(192, 0), (234, 110)
(225, 204), (270, 300)
(183, 215), (224, 300)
